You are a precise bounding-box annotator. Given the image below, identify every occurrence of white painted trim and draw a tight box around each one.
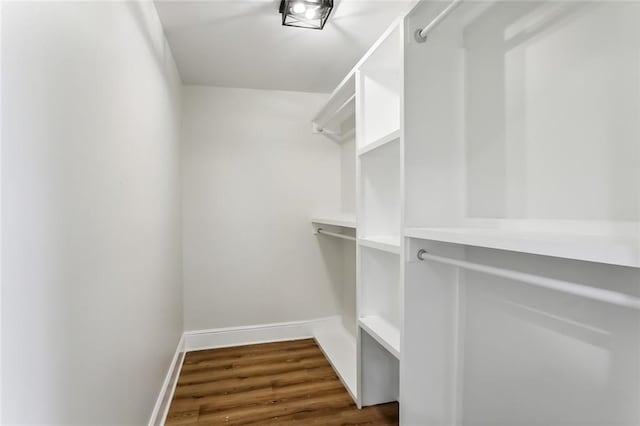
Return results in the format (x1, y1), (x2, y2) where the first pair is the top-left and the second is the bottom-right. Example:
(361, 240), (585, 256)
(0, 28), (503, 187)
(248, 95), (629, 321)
(183, 316), (339, 352)
(148, 335), (185, 426)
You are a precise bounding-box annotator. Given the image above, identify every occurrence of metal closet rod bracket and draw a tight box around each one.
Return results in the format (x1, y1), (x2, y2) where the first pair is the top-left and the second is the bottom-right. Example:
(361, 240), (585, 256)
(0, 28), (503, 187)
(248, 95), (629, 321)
(415, 0), (463, 43)
(416, 248), (429, 260)
(316, 227), (356, 242)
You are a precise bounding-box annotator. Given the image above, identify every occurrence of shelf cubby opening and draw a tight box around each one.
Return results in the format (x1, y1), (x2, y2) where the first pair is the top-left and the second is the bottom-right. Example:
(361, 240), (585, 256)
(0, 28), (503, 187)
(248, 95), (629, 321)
(403, 236), (640, 425)
(404, 0), (640, 266)
(359, 326), (400, 407)
(359, 246), (401, 348)
(359, 137), (401, 244)
(358, 26), (401, 150)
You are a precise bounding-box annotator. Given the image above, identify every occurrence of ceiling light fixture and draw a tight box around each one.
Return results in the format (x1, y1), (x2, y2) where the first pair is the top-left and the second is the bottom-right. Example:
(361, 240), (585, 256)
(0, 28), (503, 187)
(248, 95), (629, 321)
(279, 0), (334, 30)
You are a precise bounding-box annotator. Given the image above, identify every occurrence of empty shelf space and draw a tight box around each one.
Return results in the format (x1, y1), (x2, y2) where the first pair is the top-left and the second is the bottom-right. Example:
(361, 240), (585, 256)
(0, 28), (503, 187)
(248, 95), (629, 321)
(405, 226), (640, 268)
(312, 213), (356, 229)
(358, 316), (400, 359)
(314, 323), (357, 401)
(358, 129), (400, 157)
(358, 236), (401, 254)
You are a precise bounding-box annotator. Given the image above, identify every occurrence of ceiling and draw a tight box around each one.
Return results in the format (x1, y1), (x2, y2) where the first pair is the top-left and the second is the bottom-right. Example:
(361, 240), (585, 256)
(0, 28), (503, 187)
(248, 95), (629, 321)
(154, 0), (413, 93)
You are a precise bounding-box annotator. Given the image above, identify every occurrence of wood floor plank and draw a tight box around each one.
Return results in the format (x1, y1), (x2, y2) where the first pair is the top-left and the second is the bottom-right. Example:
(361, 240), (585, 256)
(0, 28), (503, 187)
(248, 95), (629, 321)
(165, 339), (399, 426)
(253, 402), (399, 426)
(183, 339), (317, 362)
(197, 388), (354, 424)
(165, 408), (199, 426)
(178, 355), (330, 386)
(172, 375), (345, 412)
(180, 350), (327, 377)
(181, 346), (323, 372)
(173, 365), (338, 398)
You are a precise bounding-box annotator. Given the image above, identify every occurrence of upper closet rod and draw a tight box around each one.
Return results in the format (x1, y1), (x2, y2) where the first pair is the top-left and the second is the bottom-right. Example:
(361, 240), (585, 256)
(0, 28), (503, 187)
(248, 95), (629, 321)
(316, 94), (356, 132)
(317, 228), (356, 242)
(414, 0), (463, 43)
(416, 249), (640, 310)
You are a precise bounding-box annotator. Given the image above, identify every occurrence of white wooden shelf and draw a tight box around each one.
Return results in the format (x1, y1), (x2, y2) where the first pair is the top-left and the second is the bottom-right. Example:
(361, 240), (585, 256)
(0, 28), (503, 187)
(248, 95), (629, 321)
(358, 316), (400, 359)
(311, 213), (356, 229)
(405, 226), (640, 268)
(314, 323), (357, 402)
(358, 236), (401, 254)
(358, 129), (400, 157)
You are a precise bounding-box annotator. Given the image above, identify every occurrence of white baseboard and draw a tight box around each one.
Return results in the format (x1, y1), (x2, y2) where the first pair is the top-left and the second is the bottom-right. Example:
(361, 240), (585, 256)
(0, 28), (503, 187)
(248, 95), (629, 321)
(148, 315), (347, 426)
(148, 334), (185, 426)
(183, 316), (341, 352)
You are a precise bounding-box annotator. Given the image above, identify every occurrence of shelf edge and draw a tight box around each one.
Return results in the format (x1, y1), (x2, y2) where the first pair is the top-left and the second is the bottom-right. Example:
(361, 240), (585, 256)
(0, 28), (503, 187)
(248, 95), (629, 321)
(312, 215), (357, 229)
(358, 237), (401, 254)
(357, 129), (401, 157)
(358, 317), (400, 359)
(405, 227), (640, 268)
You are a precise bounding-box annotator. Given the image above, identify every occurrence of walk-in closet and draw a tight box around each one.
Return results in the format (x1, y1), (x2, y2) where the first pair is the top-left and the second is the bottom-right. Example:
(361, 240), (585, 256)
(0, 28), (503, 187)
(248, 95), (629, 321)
(2, 0), (639, 425)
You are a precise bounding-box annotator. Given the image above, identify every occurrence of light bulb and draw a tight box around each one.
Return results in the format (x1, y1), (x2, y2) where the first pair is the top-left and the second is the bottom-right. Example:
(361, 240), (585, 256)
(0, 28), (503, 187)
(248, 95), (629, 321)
(292, 2), (306, 14)
(305, 8), (317, 19)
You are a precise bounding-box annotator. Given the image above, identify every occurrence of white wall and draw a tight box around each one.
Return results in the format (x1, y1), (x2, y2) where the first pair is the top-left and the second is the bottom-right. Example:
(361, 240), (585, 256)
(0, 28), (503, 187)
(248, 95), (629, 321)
(181, 86), (345, 331)
(2, 2), (183, 424)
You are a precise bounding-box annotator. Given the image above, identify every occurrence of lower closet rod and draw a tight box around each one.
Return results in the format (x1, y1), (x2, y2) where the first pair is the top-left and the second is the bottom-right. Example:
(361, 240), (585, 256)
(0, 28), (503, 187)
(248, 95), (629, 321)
(416, 249), (640, 310)
(317, 228), (356, 242)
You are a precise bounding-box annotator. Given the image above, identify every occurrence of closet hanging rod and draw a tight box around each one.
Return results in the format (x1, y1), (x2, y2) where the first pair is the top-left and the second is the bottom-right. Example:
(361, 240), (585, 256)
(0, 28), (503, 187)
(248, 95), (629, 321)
(317, 228), (356, 242)
(415, 0), (463, 43)
(416, 249), (640, 310)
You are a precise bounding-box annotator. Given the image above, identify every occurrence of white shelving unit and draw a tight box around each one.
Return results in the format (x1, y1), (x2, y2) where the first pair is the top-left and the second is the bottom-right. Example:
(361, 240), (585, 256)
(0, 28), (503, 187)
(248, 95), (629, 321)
(356, 20), (404, 409)
(311, 18), (405, 410)
(310, 0), (640, 423)
(401, 1), (640, 425)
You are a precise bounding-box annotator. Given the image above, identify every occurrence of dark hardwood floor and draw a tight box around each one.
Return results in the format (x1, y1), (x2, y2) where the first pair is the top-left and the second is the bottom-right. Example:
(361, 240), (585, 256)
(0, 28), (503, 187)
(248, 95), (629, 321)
(166, 338), (399, 425)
